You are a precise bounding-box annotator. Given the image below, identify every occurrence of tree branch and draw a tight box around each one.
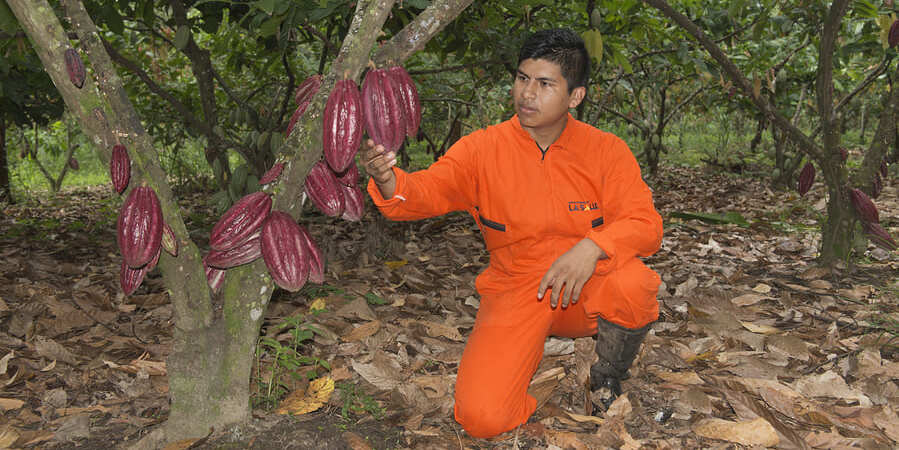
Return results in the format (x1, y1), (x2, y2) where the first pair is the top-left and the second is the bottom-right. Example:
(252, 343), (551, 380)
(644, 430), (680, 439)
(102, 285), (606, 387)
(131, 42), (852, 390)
(372, 0), (474, 66)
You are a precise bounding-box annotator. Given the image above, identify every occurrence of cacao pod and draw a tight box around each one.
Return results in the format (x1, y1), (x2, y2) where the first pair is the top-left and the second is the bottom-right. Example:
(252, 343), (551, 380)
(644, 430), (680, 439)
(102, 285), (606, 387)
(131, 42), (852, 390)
(341, 184), (364, 222)
(68, 157), (80, 171)
(145, 247), (161, 272)
(881, 159), (889, 179)
(890, 19), (899, 48)
(388, 66), (421, 139)
(304, 161), (345, 217)
(323, 79), (364, 173)
(261, 211), (310, 292)
(297, 226), (324, 284)
(336, 162), (360, 188)
(259, 162), (284, 185)
(205, 262), (226, 294)
(362, 67), (405, 153)
(286, 100), (311, 137)
(117, 186), (164, 269)
(110, 144), (131, 194)
(838, 147), (848, 162)
(161, 222), (178, 256)
(120, 260), (146, 296)
(64, 48), (86, 89)
(205, 233), (262, 269)
(849, 188), (878, 224)
(294, 74), (322, 106)
(872, 173), (883, 199)
(209, 191), (272, 251)
(863, 222), (898, 251)
(798, 162), (815, 196)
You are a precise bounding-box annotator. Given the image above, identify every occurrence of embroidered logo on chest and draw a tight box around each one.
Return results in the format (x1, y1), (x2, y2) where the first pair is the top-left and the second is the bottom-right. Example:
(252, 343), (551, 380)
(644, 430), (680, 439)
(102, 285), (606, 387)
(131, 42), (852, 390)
(568, 200), (598, 212)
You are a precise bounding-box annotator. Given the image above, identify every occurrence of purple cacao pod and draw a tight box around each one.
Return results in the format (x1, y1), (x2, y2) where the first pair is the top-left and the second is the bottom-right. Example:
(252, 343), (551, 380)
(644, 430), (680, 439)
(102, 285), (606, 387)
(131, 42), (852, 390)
(120, 260), (147, 296)
(205, 233), (262, 269)
(362, 67), (405, 153)
(64, 48), (86, 89)
(259, 162), (284, 185)
(298, 226), (324, 284)
(209, 191), (272, 252)
(205, 262), (226, 294)
(388, 66), (421, 139)
(304, 161), (345, 217)
(798, 162), (815, 196)
(110, 144), (131, 194)
(341, 184), (364, 222)
(261, 211), (310, 292)
(294, 74), (322, 106)
(336, 163), (360, 188)
(323, 79), (364, 173)
(849, 188), (879, 224)
(117, 186), (164, 269)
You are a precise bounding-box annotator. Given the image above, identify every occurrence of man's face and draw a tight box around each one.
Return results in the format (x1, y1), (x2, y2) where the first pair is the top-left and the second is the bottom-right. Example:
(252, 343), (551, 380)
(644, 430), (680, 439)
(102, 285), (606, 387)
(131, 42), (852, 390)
(511, 58), (584, 132)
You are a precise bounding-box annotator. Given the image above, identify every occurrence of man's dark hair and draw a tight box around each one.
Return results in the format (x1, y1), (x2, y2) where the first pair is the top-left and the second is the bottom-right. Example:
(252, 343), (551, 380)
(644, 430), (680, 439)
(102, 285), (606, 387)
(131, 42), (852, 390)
(518, 28), (590, 93)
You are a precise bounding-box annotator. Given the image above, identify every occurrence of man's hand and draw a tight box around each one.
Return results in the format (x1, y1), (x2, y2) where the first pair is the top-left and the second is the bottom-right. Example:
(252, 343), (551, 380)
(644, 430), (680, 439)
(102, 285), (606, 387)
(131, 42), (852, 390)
(538, 238), (606, 309)
(361, 139), (397, 198)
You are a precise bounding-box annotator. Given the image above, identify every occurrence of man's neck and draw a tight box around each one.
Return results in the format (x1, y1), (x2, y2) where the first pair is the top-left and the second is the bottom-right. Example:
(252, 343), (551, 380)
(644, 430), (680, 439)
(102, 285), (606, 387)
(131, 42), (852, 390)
(523, 115), (567, 151)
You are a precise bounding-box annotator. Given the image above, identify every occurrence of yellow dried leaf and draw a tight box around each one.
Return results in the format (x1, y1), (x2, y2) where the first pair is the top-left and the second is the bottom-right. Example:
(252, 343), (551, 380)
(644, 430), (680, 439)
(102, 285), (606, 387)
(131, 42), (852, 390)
(654, 370), (704, 385)
(277, 376), (335, 416)
(0, 425), (19, 448)
(309, 298), (327, 312)
(0, 398), (24, 411)
(384, 260), (407, 269)
(692, 417), (779, 446)
(342, 320), (381, 342)
(741, 321), (780, 335)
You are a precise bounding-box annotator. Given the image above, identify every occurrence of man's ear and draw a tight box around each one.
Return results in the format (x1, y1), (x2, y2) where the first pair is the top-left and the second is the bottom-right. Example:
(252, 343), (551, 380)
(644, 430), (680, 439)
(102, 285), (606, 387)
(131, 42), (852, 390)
(568, 86), (586, 109)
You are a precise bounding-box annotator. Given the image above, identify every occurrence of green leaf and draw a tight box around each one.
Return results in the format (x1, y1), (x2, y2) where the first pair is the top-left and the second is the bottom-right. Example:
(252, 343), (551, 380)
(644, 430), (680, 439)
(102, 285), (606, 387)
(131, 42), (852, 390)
(258, 16), (282, 38)
(0, 1), (20, 33)
(174, 25), (191, 51)
(254, 0), (276, 15)
(670, 211), (750, 227)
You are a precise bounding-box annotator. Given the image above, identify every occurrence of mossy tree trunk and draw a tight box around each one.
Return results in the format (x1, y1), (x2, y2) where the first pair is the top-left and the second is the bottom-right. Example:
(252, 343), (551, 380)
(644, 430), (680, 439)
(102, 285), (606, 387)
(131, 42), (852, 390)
(6, 0), (472, 448)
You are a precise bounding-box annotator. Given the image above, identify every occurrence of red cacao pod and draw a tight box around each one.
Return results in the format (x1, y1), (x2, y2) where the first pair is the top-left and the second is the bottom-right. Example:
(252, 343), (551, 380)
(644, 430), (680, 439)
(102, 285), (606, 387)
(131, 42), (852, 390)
(341, 184), (364, 222)
(205, 262), (226, 294)
(294, 74), (322, 106)
(117, 186), (164, 269)
(863, 222), (897, 251)
(120, 260), (147, 296)
(64, 48), (86, 89)
(205, 233), (262, 269)
(838, 147), (848, 162)
(323, 79), (364, 173)
(145, 248), (161, 272)
(110, 144), (131, 194)
(336, 163), (360, 188)
(161, 222), (178, 256)
(286, 100), (311, 137)
(305, 161), (345, 217)
(849, 188), (879, 223)
(872, 173), (883, 199)
(261, 211), (311, 292)
(259, 162), (284, 185)
(297, 226), (324, 284)
(68, 157), (80, 171)
(890, 19), (899, 48)
(209, 191), (272, 252)
(362, 67), (405, 153)
(388, 66), (421, 139)
(798, 162), (815, 196)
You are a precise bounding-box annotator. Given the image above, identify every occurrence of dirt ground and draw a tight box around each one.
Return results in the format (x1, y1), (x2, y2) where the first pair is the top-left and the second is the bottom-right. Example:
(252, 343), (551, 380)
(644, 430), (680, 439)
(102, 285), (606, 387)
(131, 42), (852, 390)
(1, 164), (898, 449)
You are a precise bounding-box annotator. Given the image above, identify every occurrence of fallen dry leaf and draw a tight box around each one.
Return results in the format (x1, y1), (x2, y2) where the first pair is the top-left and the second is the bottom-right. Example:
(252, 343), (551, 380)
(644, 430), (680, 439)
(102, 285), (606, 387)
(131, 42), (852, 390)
(692, 417), (780, 446)
(276, 376), (334, 415)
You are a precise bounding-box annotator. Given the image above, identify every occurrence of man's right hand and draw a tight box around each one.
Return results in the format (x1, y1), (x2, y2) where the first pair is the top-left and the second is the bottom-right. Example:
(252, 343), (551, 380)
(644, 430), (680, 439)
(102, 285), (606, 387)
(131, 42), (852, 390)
(362, 139), (397, 199)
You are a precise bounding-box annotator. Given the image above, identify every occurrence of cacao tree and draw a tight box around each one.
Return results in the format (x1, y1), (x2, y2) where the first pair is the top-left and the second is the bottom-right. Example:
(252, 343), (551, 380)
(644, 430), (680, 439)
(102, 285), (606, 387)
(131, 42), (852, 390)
(644, 0), (897, 264)
(6, 1), (472, 448)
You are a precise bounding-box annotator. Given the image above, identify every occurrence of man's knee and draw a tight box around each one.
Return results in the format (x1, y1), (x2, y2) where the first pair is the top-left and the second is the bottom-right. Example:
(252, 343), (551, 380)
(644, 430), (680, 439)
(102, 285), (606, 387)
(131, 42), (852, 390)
(454, 397), (524, 438)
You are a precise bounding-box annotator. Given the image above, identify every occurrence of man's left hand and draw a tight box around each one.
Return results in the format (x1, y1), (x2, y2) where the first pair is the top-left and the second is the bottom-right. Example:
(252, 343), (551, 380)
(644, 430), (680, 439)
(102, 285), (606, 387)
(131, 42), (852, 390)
(538, 239), (606, 309)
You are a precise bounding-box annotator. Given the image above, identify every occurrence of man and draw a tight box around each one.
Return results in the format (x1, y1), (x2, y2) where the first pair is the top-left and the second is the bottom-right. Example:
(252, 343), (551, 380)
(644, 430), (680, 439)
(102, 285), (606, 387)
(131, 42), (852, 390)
(362, 28), (662, 438)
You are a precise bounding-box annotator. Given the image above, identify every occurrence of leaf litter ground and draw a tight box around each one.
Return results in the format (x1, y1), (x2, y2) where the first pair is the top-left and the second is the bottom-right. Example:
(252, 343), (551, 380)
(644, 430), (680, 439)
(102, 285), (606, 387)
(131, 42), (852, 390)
(1, 165), (898, 449)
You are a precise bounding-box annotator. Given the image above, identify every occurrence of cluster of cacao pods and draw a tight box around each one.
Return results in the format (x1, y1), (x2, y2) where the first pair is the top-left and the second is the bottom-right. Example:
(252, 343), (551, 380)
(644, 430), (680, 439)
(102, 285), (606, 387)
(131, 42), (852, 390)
(117, 185), (176, 295)
(849, 187), (896, 251)
(362, 65), (420, 154)
(287, 75), (322, 137)
(304, 160), (365, 221)
(204, 192), (324, 293)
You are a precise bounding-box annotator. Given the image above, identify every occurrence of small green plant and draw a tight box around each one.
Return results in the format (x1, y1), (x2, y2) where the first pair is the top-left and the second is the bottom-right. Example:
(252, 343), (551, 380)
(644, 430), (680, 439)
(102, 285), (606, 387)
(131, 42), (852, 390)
(336, 381), (385, 421)
(364, 292), (387, 306)
(252, 310), (331, 410)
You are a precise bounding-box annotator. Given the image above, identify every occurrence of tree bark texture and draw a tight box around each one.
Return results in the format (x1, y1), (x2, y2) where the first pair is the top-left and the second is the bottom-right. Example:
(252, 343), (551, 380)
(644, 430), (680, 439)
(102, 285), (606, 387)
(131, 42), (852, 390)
(0, 115), (10, 204)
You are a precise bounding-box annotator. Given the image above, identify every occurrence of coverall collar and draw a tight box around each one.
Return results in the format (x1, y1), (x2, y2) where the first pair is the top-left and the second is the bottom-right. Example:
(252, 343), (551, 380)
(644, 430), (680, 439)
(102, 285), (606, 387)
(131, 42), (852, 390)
(512, 112), (578, 155)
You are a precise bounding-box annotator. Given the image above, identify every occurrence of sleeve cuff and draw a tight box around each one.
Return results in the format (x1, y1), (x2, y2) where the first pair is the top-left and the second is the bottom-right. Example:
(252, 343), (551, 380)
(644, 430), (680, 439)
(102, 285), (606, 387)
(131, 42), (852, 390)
(586, 229), (616, 275)
(366, 167), (407, 207)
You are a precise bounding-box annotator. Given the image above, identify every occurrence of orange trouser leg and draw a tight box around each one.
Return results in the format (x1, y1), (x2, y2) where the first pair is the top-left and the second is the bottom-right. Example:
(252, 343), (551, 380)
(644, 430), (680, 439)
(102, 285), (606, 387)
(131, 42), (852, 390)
(454, 257), (660, 438)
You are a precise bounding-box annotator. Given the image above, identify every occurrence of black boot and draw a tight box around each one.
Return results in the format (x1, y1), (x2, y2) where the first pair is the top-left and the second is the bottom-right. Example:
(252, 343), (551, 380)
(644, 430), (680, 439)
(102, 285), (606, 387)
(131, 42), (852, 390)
(589, 316), (651, 414)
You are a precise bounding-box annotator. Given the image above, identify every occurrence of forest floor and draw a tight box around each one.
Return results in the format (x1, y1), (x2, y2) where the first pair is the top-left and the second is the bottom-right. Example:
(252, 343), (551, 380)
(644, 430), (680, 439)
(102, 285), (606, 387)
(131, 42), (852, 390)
(1, 164), (898, 450)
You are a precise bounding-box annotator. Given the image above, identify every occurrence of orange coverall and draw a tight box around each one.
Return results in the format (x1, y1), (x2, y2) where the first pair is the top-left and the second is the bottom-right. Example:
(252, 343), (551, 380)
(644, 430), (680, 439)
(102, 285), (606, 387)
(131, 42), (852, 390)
(367, 113), (663, 438)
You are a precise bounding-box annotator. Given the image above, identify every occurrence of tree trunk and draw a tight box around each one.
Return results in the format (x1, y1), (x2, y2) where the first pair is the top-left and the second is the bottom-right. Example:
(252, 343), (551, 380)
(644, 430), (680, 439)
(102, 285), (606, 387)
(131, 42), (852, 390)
(0, 115), (11, 204)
